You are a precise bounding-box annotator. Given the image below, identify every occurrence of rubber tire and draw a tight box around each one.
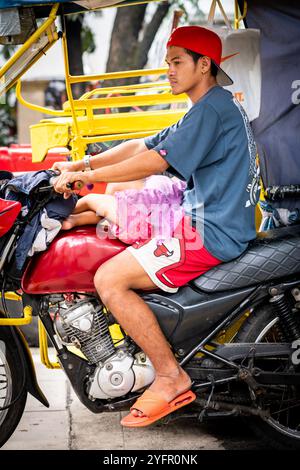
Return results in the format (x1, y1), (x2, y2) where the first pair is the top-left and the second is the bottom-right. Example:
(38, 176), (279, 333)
(0, 328), (27, 448)
(235, 304), (300, 450)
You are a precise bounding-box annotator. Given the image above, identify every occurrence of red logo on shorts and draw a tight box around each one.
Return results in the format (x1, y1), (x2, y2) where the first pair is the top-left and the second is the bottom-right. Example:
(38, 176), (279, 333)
(154, 242), (174, 257)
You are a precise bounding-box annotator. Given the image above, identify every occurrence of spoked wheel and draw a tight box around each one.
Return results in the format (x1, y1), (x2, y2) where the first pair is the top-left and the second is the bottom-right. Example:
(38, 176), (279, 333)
(0, 329), (27, 448)
(236, 304), (300, 449)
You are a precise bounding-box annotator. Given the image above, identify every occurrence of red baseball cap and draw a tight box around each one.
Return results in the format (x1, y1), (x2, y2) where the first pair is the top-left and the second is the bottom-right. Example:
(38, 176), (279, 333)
(167, 25), (233, 87)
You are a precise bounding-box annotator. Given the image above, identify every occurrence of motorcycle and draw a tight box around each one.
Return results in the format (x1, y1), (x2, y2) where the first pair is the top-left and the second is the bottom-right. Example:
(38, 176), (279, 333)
(1, 176), (300, 449)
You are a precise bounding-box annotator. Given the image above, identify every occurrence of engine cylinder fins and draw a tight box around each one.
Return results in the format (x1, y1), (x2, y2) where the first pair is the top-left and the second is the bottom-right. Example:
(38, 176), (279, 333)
(57, 300), (115, 364)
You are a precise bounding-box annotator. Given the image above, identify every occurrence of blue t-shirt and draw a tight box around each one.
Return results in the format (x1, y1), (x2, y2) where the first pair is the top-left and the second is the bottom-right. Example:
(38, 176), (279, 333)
(145, 86), (259, 262)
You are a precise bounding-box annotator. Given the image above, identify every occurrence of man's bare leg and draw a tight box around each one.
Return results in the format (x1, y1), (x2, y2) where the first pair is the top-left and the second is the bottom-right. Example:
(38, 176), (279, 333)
(94, 250), (191, 417)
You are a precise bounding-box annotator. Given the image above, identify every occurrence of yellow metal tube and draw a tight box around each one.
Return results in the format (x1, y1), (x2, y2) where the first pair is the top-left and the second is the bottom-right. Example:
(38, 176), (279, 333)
(0, 291), (21, 302)
(38, 319), (60, 369)
(79, 130), (162, 143)
(16, 81), (67, 117)
(102, 0), (163, 9)
(68, 93), (187, 111)
(69, 67), (168, 85)
(234, 0), (247, 29)
(79, 81), (169, 100)
(0, 305), (32, 326)
(62, 31), (83, 159)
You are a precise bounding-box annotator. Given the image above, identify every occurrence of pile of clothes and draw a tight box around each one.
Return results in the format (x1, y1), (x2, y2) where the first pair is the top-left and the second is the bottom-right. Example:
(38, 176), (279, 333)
(1, 170), (77, 271)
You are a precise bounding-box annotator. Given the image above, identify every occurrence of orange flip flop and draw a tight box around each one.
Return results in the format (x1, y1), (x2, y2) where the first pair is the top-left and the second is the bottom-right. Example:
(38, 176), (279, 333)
(120, 389), (196, 428)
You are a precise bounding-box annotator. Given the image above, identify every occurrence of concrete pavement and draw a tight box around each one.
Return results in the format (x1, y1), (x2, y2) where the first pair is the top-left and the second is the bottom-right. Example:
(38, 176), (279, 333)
(2, 349), (265, 450)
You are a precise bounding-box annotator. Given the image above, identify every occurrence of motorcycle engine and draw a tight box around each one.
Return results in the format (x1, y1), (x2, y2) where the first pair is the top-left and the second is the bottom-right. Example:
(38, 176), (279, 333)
(53, 297), (155, 399)
(55, 299), (115, 364)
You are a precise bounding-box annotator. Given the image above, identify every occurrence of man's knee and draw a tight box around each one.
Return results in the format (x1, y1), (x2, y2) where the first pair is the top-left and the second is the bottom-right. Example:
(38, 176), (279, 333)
(94, 263), (127, 305)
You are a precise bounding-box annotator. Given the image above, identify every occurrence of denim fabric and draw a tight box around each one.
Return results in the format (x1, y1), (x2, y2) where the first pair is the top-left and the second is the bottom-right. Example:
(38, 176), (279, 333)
(4, 170), (77, 270)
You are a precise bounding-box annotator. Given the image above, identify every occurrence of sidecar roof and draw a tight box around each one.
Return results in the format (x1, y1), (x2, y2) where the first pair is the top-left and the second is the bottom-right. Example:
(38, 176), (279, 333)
(0, 0), (158, 16)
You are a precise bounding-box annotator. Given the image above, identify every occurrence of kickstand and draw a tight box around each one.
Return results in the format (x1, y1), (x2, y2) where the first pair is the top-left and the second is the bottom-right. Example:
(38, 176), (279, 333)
(198, 374), (215, 422)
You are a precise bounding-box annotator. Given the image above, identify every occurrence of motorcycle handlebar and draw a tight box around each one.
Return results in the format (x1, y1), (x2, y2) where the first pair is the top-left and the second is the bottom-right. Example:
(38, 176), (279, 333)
(66, 180), (85, 191)
(45, 175), (85, 192)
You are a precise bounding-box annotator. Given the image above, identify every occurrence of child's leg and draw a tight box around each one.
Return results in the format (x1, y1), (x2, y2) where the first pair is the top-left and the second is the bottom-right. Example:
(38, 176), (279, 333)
(105, 179), (145, 196)
(62, 211), (101, 230)
(63, 194), (118, 230)
(72, 194), (117, 221)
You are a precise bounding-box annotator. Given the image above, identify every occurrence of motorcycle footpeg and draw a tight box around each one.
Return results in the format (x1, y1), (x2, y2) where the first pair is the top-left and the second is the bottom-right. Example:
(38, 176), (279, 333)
(199, 409), (238, 420)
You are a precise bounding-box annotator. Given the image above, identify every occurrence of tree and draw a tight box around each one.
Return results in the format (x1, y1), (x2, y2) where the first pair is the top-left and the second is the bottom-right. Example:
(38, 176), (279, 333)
(0, 45), (17, 146)
(105, 2), (170, 86)
(0, 90), (17, 146)
(64, 13), (97, 98)
(105, 1), (204, 86)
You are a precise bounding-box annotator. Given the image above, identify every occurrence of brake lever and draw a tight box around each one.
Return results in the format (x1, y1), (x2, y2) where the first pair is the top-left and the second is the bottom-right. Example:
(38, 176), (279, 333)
(38, 185), (53, 192)
(37, 175), (84, 193)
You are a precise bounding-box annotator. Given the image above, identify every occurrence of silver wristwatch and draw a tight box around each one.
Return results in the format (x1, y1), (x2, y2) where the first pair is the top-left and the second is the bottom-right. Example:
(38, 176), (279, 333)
(83, 154), (92, 171)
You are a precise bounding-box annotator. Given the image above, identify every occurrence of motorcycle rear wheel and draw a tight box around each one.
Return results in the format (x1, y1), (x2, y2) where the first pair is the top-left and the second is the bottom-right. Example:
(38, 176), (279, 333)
(0, 329), (27, 448)
(235, 304), (300, 450)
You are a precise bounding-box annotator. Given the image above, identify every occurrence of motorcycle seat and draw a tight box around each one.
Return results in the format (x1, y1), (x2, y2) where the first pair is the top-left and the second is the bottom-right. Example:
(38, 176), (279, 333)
(192, 225), (300, 292)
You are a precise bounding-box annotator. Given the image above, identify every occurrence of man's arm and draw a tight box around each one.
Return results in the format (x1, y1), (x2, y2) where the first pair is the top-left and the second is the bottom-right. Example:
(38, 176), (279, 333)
(76, 139), (148, 171)
(52, 138), (148, 173)
(53, 150), (169, 193)
(89, 149), (168, 182)
(89, 139), (148, 169)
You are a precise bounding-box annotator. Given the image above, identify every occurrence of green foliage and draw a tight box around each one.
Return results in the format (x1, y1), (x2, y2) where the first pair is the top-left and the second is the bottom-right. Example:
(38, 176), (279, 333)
(0, 90), (17, 146)
(0, 45), (17, 146)
(171, 0), (205, 24)
(66, 11), (99, 55)
(81, 24), (96, 54)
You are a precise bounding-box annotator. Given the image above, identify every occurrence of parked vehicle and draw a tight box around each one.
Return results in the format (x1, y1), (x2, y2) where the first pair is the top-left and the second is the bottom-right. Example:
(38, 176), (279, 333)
(0, 177), (300, 449)
(1, 0), (299, 451)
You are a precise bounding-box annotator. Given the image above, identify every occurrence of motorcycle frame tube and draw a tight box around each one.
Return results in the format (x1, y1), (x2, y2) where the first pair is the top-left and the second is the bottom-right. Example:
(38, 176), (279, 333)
(0, 292), (21, 302)
(0, 305), (32, 326)
(179, 278), (300, 371)
(38, 319), (60, 369)
(182, 285), (267, 369)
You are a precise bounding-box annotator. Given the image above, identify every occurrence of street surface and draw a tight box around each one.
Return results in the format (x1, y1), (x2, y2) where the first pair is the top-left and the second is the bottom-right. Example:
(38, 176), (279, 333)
(2, 349), (266, 450)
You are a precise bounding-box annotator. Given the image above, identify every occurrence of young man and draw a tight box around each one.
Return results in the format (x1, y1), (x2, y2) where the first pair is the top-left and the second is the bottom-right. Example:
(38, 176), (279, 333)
(53, 26), (259, 427)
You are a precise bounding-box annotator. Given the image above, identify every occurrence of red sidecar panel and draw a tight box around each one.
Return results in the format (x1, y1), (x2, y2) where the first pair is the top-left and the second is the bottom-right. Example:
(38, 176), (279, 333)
(0, 199), (21, 237)
(22, 226), (126, 294)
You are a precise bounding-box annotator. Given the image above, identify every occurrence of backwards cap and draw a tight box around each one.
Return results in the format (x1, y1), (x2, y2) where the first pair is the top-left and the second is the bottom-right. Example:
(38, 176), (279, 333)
(167, 25), (233, 86)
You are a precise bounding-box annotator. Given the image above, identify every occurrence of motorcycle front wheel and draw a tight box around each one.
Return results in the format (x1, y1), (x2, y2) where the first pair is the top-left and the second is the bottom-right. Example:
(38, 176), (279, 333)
(235, 304), (300, 450)
(0, 328), (27, 448)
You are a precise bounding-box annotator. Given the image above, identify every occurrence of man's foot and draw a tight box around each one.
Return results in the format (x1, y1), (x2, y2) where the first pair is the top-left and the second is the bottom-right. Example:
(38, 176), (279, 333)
(120, 368), (195, 428)
(131, 366), (192, 418)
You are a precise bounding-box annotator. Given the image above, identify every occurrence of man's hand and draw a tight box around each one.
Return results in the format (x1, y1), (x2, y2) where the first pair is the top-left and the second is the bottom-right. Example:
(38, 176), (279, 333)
(51, 160), (83, 173)
(53, 171), (89, 198)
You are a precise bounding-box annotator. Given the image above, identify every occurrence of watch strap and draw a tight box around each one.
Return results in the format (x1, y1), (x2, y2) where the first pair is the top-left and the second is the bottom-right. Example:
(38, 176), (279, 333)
(83, 154), (92, 171)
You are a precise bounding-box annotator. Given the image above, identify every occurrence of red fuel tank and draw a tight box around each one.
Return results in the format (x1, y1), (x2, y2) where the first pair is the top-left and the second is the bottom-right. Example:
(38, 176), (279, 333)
(22, 226), (126, 294)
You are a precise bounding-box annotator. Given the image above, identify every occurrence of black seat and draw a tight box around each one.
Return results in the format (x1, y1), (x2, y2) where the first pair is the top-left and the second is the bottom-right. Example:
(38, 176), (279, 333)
(192, 225), (300, 292)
